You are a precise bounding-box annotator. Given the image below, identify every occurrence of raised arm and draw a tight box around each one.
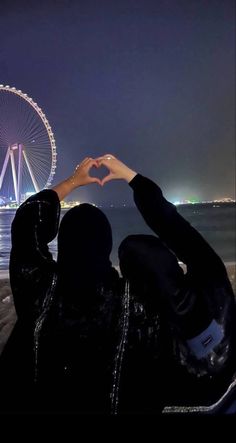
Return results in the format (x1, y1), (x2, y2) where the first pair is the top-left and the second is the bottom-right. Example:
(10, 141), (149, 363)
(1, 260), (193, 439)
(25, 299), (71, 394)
(10, 157), (100, 319)
(129, 174), (228, 280)
(10, 188), (60, 319)
(97, 155), (227, 283)
(52, 157), (101, 200)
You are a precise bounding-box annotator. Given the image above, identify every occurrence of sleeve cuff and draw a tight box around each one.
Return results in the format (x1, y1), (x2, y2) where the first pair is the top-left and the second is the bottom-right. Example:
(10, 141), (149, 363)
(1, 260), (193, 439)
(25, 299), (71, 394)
(128, 173), (143, 189)
(24, 189), (60, 207)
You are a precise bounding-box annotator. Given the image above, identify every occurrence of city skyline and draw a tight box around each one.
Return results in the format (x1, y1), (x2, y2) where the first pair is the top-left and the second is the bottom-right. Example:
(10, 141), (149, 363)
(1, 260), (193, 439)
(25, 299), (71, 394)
(0, 0), (235, 206)
(0, 191), (235, 210)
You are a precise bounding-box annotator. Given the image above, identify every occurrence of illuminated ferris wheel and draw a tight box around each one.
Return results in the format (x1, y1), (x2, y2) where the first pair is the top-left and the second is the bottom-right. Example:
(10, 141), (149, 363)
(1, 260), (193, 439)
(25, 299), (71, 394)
(0, 84), (57, 204)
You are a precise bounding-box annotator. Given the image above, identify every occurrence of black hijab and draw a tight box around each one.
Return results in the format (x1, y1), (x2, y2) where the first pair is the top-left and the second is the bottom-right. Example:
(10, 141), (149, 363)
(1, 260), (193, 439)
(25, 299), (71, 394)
(57, 203), (118, 307)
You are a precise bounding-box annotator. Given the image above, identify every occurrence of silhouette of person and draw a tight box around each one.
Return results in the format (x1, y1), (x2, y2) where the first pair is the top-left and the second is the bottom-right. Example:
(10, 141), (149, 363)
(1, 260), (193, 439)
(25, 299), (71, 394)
(98, 154), (236, 413)
(0, 154), (235, 414)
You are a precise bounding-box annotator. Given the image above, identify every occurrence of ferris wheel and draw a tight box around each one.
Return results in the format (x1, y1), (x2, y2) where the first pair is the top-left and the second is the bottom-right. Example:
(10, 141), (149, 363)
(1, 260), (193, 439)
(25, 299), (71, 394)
(0, 84), (57, 205)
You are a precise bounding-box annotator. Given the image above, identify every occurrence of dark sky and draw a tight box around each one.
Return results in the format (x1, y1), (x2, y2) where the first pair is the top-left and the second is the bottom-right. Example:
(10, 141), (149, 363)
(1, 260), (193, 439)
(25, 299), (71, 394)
(0, 0), (235, 206)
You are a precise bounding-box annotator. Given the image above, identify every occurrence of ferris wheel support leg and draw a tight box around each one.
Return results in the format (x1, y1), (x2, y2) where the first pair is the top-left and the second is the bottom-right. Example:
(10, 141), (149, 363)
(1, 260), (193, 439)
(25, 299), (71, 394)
(0, 146), (11, 191)
(10, 149), (19, 204)
(17, 144), (23, 204)
(22, 150), (40, 193)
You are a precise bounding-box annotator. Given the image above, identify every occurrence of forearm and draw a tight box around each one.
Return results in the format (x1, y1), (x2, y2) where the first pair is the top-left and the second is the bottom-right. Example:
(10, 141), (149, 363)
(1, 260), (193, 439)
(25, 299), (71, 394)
(52, 177), (76, 201)
(121, 168), (137, 183)
(129, 174), (226, 279)
(52, 157), (101, 200)
(129, 174), (179, 235)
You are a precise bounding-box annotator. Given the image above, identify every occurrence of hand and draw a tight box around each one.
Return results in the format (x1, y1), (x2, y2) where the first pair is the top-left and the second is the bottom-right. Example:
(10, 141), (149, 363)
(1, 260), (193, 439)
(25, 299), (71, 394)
(52, 157), (101, 201)
(96, 154), (137, 185)
(68, 157), (101, 188)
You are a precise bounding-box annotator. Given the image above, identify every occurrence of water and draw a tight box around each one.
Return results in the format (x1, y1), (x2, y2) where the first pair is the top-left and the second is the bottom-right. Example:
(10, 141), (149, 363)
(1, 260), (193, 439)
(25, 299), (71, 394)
(0, 203), (235, 271)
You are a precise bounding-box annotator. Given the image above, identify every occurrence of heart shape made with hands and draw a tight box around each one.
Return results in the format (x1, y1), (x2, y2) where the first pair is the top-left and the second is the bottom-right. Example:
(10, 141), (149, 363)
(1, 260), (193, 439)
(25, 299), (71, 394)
(89, 164), (111, 183)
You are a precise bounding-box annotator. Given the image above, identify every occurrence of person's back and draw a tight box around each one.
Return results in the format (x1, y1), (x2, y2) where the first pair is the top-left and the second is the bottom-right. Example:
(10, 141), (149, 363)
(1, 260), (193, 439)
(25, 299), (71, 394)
(117, 170), (236, 410)
(94, 154), (236, 411)
(1, 154), (235, 414)
(0, 157), (123, 414)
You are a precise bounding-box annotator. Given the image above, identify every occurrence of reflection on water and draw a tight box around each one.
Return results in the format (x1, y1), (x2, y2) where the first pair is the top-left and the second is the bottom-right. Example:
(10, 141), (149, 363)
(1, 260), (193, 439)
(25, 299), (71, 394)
(0, 210), (15, 268)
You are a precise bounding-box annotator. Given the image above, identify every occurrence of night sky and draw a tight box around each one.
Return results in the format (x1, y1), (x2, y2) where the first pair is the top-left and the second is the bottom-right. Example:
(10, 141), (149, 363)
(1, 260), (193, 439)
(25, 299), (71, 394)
(0, 0), (235, 206)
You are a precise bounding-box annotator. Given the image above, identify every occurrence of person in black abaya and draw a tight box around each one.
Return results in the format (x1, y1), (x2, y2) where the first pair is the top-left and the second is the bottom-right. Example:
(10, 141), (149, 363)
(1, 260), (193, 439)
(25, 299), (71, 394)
(1, 154), (235, 415)
(0, 158), (122, 414)
(48, 203), (121, 413)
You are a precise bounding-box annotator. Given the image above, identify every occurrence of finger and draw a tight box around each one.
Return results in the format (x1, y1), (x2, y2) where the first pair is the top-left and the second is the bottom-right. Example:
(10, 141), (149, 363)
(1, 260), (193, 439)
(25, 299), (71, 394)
(95, 157), (106, 165)
(96, 154), (114, 163)
(84, 157), (94, 165)
(103, 154), (115, 159)
(100, 173), (114, 186)
(97, 158), (111, 168)
(93, 158), (99, 168)
(89, 177), (102, 185)
(80, 157), (89, 165)
(86, 159), (99, 169)
(96, 154), (112, 159)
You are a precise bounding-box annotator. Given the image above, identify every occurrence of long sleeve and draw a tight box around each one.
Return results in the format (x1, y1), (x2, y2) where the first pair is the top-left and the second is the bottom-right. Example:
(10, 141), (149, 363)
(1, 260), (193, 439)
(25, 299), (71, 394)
(129, 174), (227, 284)
(10, 189), (60, 320)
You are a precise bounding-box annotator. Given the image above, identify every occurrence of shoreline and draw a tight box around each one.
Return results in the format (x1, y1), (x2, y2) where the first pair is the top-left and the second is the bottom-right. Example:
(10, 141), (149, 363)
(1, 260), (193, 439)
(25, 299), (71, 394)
(0, 270), (9, 279)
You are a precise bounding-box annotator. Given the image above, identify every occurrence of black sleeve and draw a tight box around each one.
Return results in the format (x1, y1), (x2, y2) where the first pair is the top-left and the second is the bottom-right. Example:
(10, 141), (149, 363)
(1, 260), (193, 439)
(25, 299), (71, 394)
(129, 174), (227, 282)
(10, 189), (60, 319)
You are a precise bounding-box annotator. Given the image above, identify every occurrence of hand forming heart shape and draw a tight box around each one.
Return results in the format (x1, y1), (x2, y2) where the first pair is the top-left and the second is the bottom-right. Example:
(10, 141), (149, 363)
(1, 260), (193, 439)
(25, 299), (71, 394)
(89, 164), (111, 182)
(69, 155), (136, 188)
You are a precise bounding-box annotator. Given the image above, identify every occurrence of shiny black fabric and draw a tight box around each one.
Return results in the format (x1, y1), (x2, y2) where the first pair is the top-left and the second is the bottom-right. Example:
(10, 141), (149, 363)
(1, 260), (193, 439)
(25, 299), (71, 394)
(1, 189), (161, 415)
(1, 175), (236, 414)
(119, 234), (212, 339)
(1, 191), (123, 414)
(122, 175), (236, 407)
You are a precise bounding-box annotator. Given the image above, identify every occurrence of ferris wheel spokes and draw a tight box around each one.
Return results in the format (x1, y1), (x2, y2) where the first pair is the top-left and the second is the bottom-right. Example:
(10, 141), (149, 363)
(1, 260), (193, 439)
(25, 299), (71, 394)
(0, 146), (10, 190)
(22, 149), (40, 194)
(0, 85), (57, 206)
(10, 145), (18, 204)
(0, 144), (40, 204)
(17, 143), (23, 204)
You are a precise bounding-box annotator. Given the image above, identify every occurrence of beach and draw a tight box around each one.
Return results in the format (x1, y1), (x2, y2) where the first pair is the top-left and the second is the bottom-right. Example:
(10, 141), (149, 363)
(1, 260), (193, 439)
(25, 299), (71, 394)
(0, 276), (16, 356)
(0, 264), (235, 357)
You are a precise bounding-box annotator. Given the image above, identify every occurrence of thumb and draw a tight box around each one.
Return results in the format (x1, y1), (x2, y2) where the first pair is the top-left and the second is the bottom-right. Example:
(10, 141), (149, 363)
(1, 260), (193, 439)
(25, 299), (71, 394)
(90, 177), (102, 185)
(101, 173), (114, 186)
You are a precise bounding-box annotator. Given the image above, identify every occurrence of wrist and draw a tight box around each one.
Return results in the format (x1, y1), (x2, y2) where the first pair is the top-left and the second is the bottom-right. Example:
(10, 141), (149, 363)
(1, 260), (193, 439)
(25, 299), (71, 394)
(123, 169), (137, 183)
(66, 176), (78, 191)
(52, 177), (78, 201)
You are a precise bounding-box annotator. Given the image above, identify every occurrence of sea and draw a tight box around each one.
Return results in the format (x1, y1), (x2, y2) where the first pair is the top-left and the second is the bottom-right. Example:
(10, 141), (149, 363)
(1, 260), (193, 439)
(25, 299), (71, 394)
(0, 203), (235, 271)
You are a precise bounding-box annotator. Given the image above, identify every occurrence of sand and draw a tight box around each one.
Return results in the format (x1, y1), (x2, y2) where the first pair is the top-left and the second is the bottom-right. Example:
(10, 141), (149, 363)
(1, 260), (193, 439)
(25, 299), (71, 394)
(0, 264), (235, 356)
(0, 279), (17, 356)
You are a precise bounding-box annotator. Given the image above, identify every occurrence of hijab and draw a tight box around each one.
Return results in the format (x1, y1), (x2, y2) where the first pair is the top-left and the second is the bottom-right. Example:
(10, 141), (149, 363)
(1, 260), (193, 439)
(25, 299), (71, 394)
(57, 203), (118, 308)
